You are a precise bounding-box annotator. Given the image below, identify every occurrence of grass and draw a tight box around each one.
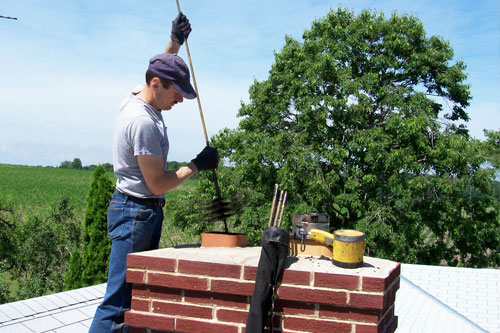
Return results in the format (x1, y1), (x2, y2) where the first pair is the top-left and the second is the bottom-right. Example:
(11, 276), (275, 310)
(0, 163), (197, 244)
(0, 164), (99, 219)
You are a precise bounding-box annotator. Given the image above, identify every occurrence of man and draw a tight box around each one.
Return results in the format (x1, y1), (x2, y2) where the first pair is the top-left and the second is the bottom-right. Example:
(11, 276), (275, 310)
(89, 13), (218, 332)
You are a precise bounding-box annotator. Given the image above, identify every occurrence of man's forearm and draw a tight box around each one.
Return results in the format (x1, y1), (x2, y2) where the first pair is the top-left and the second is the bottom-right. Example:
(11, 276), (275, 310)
(138, 155), (198, 195)
(165, 40), (181, 54)
(153, 162), (198, 195)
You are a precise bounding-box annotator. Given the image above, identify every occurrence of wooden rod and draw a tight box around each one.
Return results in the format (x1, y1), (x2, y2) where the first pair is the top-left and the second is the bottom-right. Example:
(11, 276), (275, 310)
(175, 0), (209, 144)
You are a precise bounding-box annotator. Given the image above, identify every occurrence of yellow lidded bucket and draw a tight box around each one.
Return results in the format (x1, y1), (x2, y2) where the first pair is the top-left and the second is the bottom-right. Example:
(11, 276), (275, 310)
(332, 229), (366, 268)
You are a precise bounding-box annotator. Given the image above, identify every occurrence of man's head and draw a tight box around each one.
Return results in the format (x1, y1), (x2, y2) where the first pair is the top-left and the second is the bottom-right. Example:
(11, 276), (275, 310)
(147, 54), (196, 100)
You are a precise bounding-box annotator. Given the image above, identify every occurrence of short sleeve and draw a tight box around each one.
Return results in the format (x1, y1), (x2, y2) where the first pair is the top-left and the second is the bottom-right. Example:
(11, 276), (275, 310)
(129, 116), (162, 156)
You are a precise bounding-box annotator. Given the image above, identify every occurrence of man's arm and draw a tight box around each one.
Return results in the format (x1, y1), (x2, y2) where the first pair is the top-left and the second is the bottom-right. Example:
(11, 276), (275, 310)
(137, 146), (218, 196)
(138, 154), (197, 195)
(164, 40), (181, 54)
(165, 12), (191, 54)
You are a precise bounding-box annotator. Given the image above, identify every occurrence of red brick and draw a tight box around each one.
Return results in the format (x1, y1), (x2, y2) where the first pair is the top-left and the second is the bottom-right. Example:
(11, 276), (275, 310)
(383, 280), (400, 309)
(152, 301), (212, 319)
(176, 318), (239, 333)
(243, 266), (257, 280)
(184, 290), (248, 309)
(355, 323), (378, 333)
(362, 276), (387, 292)
(127, 254), (176, 272)
(147, 272), (208, 290)
(319, 305), (380, 323)
(284, 317), (351, 333)
(275, 300), (315, 316)
(217, 308), (248, 324)
(362, 263), (400, 293)
(349, 292), (384, 309)
(314, 272), (359, 290)
(126, 270), (145, 284)
(210, 279), (255, 296)
(178, 260), (241, 278)
(132, 285), (182, 302)
(387, 263), (401, 287)
(124, 311), (175, 331)
(281, 269), (311, 285)
(379, 306), (395, 328)
(131, 298), (149, 312)
(278, 286), (347, 306)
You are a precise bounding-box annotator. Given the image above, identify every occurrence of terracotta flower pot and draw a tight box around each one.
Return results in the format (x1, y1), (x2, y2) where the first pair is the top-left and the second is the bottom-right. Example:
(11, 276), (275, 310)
(201, 232), (248, 247)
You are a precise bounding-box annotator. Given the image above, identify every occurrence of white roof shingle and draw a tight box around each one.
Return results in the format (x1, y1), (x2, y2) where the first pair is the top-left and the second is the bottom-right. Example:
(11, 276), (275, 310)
(0, 284), (105, 333)
(0, 263), (498, 333)
(398, 263), (500, 333)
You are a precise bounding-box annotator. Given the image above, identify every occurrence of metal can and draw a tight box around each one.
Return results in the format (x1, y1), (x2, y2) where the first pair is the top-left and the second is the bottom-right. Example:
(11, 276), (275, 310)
(332, 229), (366, 268)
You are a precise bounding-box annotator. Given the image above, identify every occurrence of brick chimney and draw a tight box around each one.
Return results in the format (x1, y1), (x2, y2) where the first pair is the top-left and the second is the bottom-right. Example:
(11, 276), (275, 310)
(125, 247), (400, 333)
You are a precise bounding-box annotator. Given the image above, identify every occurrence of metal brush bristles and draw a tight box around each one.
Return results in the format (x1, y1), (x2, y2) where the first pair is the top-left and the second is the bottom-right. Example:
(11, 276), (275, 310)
(198, 196), (243, 232)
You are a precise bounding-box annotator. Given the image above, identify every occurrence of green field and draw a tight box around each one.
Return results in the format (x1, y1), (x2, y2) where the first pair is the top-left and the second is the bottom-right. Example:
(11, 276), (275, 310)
(0, 164), (105, 217)
(0, 163), (197, 245)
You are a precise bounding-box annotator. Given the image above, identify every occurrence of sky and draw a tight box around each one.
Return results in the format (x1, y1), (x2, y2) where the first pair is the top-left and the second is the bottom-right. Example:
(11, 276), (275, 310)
(1, 0), (499, 167)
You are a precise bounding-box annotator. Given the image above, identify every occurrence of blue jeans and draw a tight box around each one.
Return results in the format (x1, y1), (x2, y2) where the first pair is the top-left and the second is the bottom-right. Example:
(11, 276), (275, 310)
(89, 190), (164, 333)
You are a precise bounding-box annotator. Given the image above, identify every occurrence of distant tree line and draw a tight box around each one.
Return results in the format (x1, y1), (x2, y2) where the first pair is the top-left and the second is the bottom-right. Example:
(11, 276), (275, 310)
(58, 158), (191, 175)
(58, 158), (113, 172)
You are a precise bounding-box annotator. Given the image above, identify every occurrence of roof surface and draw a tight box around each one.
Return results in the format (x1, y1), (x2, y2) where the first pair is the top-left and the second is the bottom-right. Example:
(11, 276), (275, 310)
(399, 263), (500, 333)
(0, 284), (105, 333)
(0, 264), (498, 333)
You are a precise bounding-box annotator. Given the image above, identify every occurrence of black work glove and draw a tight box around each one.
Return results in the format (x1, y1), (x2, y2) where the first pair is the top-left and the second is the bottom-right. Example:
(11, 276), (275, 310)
(191, 146), (219, 171)
(171, 12), (192, 45)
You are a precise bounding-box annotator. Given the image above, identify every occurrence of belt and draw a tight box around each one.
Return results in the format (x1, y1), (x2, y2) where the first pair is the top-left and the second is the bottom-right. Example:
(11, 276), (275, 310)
(115, 190), (165, 207)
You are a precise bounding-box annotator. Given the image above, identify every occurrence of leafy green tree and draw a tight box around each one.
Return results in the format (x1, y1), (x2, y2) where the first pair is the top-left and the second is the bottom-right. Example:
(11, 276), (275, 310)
(59, 160), (71, 169)
(102, 163), (114, 172)
(66, 165), (114, 289)
(0, 195), (17, 269)
(0, 195), (17, 303)
(10, 197), (79, 299)
(172, 8), (499, 267)
(483, 130), (500, 169)
(70, 158), (83, 170)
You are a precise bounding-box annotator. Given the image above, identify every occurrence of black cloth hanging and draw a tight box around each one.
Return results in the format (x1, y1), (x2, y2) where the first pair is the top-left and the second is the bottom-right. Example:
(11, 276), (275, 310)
(246, 226), (290, 332)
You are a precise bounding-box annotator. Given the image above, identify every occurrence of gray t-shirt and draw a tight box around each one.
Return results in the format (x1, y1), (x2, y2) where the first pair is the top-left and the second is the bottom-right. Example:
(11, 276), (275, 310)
(112, 85), (169, 198)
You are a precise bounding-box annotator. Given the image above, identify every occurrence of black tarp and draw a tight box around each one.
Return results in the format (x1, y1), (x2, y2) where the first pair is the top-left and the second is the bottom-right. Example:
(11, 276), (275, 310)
(246, 226), (289, 332)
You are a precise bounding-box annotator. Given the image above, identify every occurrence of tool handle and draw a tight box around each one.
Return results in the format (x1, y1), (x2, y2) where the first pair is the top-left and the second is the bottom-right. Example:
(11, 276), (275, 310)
(310, 229), (334, 247)
(176, 0), (221, 200)
(273, 190), (284, 227)
(175, 0), (209, 143)
(268, 184), (279, 227)
(277, 191), (288, 227)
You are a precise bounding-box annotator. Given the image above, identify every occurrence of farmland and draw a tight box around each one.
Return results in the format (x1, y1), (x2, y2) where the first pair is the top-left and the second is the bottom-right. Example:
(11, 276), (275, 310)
(0, 163), (197, 244)
(0, 164), (105, 218)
